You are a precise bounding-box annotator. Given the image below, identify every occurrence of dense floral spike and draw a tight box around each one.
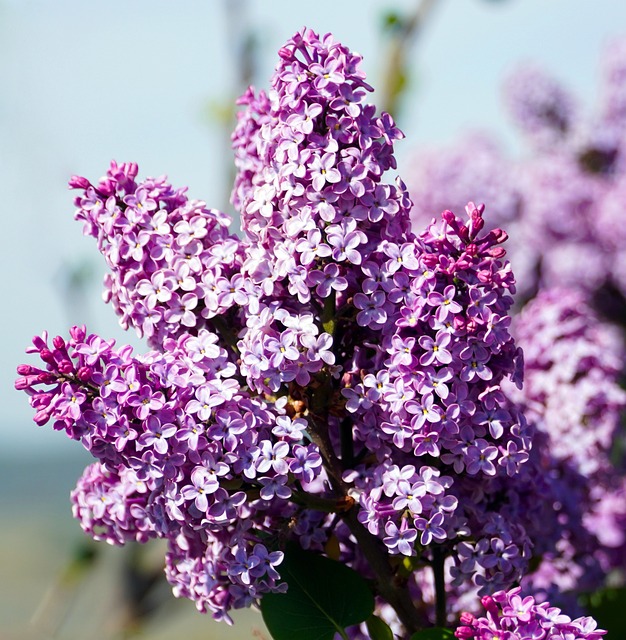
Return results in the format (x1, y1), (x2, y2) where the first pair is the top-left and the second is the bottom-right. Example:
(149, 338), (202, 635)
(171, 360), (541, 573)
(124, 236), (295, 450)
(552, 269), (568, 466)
(71, 161), (245, 348)
(339, 203), (530, 584)
(454, 587), (606, 639)
(511, 288), (625, 476)
(16, 27), (606, 635)
(231, 27), (412, 300)
(18, 325), (309, 617)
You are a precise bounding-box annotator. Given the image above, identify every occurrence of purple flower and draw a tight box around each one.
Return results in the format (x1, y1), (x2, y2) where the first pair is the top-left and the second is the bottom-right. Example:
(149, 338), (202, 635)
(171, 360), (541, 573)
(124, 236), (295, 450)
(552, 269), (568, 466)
(418, 331), (452, 366)
(259, 475), (292, 500)
(414, 512), (446, 545)
(383, 520), (417, 556)
(354, 291), (388, 327)
(137, 416), (177, 454)
(306, 263), (348, 298)
(289, 444), (322, 483)
(326, 219), (366, 264)
(427, 285), (463, 322)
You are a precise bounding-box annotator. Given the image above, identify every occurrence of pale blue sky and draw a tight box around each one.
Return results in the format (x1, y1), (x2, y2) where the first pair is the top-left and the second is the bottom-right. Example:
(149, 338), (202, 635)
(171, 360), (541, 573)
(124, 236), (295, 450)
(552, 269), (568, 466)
(3, 0), (626, 454)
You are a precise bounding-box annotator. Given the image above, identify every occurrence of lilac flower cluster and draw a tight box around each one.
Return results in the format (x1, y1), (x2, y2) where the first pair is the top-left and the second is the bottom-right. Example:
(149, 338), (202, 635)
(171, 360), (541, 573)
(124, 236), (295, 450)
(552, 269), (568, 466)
(336, 203), (532, 592)
(510, 288), (625, 476)
(17, 326), (298, 618)
(16, 27), (607, 636)
(72, 161), (243, 348)
(71, 462), (155, 546)
(455, 587), (606, 639)
(231, 28), (410, 300)
(407, 36), (626, 305)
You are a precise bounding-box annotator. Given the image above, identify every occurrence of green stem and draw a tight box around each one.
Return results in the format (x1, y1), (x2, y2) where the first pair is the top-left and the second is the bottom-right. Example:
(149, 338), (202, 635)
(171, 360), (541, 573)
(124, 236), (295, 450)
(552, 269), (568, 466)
(341, 509), (423, 635)
(340, 418), (354, 467)
(321, 291), (337, 337)
(307, 290), (423, 635)
(338, 627), (350, 640)
(291, 491), (351, 513)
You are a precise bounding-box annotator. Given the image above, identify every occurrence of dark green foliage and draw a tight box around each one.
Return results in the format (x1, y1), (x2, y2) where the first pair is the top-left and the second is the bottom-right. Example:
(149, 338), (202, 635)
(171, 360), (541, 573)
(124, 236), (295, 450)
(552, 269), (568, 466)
(366, 614), (395, 640)
(581, 586), (626, 636)
(261, 544), (374, 640)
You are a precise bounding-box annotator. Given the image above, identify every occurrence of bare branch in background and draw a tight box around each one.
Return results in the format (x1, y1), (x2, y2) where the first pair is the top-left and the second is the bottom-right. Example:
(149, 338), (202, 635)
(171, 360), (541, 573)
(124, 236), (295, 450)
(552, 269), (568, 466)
(379, 0), (441, 120)
(209, 0), (258, 220)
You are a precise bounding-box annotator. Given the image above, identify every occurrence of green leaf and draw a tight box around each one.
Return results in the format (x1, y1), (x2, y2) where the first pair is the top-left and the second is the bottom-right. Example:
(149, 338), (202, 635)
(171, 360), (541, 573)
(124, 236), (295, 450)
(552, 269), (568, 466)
(410, 628), (455, 640)
(580, 586), (626, 636)
(366, 614), (394, 640)
(261, 544), (375, 640)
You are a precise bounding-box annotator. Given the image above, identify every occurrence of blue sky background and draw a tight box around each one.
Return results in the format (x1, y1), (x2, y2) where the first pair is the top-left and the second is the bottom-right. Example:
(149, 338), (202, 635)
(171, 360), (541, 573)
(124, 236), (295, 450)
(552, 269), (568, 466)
(3, 0), (626, 456)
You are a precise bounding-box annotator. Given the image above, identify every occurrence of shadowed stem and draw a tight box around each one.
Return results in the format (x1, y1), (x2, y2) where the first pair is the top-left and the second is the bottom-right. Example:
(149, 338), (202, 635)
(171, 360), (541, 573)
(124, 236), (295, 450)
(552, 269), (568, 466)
(342, 508), (424, 636)
(306, 293), (425, 635)
(432, 545), (447, 628)
(307, 412), (423, 635)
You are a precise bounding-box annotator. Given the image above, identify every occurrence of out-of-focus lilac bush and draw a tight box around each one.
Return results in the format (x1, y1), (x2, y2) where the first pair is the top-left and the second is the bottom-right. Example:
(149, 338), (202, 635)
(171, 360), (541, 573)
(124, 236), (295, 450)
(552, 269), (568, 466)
(15, 28), (615, 640)
(408, 36), (626, 309)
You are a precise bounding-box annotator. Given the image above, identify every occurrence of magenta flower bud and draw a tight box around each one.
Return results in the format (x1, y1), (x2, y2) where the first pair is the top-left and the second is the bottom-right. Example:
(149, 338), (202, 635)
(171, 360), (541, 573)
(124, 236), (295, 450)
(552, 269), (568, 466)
(77, 366), (92, 381)
(57, 360), (74, 374)
(459, 612), (476, 625)
(466, 202), (485, 236)
(422, 254), (438, 268)
(31, 335), (48, 351)
(489, 247), (506, 259)
(454, 626), (475, 640)
(68, 175), (90, 189)
(14, 376), (30, 390)
(39, 348), (55, 364)
(441, 210), (456, 225)
(70, 325), (86, 342)
(16, 364), (34, 375)
(33, 409), (50, 426)
(32, 392), (54, 409)
(98, 178), (116, 196)
(480, 595), (497, 615)
(53, 335), (66, 350)
(465, 243), (478, 257)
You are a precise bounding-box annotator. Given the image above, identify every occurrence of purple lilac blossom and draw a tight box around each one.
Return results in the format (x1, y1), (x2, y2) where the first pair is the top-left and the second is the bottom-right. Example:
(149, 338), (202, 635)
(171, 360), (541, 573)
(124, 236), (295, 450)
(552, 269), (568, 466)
(72, 161), (245, 348)
(16, 27), (600, 635)
(454, 587), (606, 639)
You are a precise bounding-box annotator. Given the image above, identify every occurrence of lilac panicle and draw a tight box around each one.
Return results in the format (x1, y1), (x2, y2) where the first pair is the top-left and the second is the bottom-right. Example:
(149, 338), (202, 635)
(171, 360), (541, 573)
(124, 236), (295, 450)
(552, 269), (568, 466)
(16, 27), (597, 633)
(231, 27), (412, 300)
(71, 161), (245, 349)
(454, 587), (606, 639)
(507, 289), (626, 603)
